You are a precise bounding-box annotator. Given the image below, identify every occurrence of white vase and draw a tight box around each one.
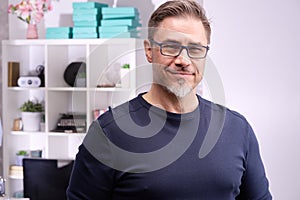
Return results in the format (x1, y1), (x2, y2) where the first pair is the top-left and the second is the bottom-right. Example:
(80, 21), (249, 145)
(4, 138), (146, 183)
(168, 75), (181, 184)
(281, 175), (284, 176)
(21, 112), (42, 131)
(16, 155), (28, 166)
(120, 68), (130, 88)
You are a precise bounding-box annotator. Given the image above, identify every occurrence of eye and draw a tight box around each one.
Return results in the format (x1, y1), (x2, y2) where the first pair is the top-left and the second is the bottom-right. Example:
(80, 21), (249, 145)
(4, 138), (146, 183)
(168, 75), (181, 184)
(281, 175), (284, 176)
(188, 46), (205, 54)
(161, 43), (181, 53)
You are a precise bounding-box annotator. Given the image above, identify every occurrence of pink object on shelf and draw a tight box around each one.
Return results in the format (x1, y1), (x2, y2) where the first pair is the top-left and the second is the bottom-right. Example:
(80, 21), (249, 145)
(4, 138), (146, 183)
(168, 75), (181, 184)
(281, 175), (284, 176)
(27, 24), (38, 39)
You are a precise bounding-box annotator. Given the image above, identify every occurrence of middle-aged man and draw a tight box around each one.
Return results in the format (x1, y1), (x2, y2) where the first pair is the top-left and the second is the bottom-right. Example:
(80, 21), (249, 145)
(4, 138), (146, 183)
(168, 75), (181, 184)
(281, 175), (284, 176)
(67, 0), (272, 199)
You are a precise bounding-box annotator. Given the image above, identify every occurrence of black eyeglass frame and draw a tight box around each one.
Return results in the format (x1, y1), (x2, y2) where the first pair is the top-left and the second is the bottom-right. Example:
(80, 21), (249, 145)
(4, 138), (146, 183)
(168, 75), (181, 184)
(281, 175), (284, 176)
(149, 39), (209, 59)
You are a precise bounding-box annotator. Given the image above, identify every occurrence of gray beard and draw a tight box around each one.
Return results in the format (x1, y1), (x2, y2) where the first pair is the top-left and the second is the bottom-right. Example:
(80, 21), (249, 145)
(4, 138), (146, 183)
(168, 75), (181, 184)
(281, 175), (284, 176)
(165, 78), (193, 98)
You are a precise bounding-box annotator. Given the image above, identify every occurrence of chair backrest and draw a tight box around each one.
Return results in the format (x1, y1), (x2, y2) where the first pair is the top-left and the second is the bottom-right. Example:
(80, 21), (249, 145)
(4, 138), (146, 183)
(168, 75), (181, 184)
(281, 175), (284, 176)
(23, 158), (74, 200)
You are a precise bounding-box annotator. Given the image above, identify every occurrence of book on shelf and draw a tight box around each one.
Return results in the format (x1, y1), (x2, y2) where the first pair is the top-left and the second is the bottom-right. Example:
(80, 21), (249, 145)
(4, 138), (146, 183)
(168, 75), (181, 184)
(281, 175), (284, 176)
(8, 62), (20, 87)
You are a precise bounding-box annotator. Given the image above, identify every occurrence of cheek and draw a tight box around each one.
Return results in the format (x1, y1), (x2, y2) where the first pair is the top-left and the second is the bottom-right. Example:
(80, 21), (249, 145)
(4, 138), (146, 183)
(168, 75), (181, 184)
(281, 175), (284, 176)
(152, 56), (174, 74)
(195, 60), (205, 76)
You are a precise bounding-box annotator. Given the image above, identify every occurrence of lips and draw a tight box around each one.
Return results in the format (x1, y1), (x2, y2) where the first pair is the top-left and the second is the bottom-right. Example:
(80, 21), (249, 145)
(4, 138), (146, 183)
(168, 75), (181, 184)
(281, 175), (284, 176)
(177, 72), (194, 75)
(166, 68), (195, 76)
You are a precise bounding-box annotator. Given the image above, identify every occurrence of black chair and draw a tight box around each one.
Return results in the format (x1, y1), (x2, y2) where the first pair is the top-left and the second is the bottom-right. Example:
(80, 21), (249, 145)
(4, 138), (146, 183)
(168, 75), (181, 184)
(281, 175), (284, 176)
(23, 158), (74, 200)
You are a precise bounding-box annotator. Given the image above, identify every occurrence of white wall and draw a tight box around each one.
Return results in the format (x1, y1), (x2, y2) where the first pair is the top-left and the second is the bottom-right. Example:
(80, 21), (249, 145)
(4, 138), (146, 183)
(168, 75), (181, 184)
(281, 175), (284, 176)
(204, 0), (300, 199)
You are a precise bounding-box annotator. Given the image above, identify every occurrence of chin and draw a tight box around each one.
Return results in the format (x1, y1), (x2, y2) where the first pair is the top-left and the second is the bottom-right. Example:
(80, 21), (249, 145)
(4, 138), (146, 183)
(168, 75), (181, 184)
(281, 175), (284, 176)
(166, 84), (193, 98)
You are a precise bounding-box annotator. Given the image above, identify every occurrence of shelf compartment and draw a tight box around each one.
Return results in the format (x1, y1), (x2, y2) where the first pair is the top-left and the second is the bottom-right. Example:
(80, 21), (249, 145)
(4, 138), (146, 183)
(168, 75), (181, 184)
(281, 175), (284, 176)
(46, 44), (87, 88)
(48, 134), (85, 159)
(47, 90), (87, 133)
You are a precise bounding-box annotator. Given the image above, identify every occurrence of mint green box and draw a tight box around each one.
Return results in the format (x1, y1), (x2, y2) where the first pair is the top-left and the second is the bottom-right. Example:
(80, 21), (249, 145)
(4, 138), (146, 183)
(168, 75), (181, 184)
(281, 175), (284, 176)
(46, 33), (72, 39)
(98, 26), (135, 33)
(46, 27), (72, 34)
(72, 14), (100, 22)
(73, 27), (98, 34)
(102, 13), (138, 20)
(72, 2), (108, 9)
(100, 19), (141, 27)
(102, 7), (137, 14)
(73, 20), (99, 27)
(73, 33), (99, 39)
(73, 8), (101, 15)
(100, 31), (139, 38)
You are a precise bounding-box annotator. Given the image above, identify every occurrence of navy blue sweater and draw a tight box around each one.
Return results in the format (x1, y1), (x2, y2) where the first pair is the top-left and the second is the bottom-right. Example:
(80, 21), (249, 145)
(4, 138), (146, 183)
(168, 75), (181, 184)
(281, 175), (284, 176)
(67, 94), (272, 199)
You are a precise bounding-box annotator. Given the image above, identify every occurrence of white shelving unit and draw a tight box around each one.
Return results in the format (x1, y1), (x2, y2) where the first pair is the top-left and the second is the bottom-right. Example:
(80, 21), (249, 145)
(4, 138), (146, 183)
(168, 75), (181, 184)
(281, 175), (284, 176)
(2, 38), (140, 197)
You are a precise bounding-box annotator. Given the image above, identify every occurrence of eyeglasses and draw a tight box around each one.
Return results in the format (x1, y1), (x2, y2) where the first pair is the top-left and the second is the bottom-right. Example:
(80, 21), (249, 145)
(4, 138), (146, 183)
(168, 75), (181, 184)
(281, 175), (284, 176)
(149, 39), (209, 59)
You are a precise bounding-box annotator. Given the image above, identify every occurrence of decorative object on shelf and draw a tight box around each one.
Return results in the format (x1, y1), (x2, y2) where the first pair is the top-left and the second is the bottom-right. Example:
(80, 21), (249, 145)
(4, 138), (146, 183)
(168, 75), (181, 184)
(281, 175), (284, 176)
(17, 76), (41, 88)
(93, 108), (108, 120)
(8, 0), (53, 39)
(116, 63), (130, 88)
(97, 62), (121, 87)
(64, 62), (86, 87)
(75, 72), (86, 87)
(36, 64), (45, 87)
(15, 150), (29, 166)
(13, 118), (23, 131)
(20, 100), (44, 131)
(17, 64), (44, 87)
(26, 23), (38, 39)
(30, 149), (42, 158)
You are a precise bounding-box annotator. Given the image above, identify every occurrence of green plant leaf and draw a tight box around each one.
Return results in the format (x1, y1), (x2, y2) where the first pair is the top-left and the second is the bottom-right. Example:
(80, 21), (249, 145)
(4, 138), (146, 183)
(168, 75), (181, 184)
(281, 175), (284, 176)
(20, 100), (44, 112)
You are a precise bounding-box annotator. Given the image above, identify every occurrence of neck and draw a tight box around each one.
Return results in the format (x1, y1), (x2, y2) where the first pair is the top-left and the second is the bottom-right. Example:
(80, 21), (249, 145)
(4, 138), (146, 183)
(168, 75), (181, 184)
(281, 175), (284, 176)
(142, 84), (199, 114)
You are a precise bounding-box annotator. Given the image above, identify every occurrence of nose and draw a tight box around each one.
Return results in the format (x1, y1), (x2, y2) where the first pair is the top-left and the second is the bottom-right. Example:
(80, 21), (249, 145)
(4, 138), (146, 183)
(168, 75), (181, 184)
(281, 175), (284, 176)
(174, 48), (191, 67)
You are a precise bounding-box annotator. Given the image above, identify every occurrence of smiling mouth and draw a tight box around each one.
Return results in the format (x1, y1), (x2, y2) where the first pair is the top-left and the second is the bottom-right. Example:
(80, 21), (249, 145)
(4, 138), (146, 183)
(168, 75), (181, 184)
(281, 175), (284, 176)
(166, 69), (195, 76)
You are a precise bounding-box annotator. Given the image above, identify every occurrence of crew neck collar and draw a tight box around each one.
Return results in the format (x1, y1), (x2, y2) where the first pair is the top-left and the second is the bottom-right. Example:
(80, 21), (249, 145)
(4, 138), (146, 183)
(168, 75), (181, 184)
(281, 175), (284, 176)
(137, 93), (200, 121)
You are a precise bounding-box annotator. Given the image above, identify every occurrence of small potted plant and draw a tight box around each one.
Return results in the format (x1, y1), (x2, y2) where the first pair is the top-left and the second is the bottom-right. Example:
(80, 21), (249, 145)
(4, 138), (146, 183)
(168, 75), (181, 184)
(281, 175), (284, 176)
(16, 150), (29, 166)
(20, 100), (44, 131)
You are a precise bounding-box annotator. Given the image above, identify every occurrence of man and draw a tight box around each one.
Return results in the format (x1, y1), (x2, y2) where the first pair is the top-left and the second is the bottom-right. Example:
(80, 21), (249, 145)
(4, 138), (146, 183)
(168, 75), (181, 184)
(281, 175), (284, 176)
(67, 0), (272, 199)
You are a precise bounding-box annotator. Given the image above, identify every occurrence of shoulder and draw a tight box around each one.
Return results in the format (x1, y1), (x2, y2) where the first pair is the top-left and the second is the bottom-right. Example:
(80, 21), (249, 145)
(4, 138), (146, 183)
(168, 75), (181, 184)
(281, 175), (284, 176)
(198, 95), (251, 131)
(97, 94), (145, 128)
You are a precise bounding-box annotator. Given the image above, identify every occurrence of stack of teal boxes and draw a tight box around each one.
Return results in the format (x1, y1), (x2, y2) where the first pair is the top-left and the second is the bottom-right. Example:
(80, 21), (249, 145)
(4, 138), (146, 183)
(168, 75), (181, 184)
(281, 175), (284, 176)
(72, 2), (108, 39)
(99, 7), (141, 38)
(46, 27), (73, 39)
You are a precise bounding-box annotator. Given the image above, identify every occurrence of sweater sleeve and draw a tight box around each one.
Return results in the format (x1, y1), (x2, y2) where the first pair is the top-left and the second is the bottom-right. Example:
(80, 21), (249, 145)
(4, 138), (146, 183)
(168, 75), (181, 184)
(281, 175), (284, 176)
(236, 124), (272, 199)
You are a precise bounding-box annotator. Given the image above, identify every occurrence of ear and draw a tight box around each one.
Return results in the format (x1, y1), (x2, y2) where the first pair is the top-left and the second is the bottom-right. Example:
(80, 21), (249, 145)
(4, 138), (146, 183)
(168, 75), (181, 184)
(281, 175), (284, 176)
(144, 39), (153, 63)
